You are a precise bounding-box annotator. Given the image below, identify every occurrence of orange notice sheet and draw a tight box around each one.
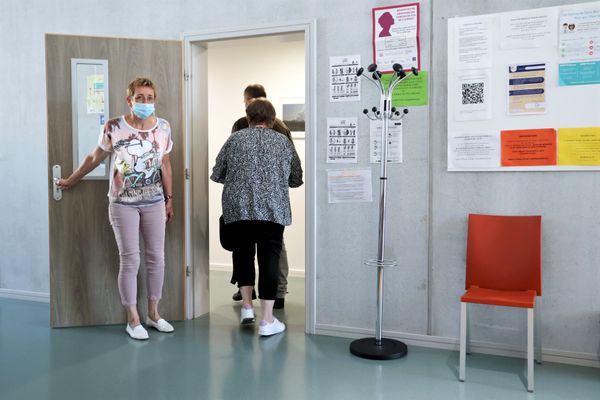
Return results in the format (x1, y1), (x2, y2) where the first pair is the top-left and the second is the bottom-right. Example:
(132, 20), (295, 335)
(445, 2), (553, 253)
(500, 129), (557, 166)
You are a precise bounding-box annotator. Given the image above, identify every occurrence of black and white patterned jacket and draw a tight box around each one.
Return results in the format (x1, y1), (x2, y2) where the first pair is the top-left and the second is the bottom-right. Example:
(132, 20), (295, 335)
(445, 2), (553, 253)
(210, 127), (303, 226)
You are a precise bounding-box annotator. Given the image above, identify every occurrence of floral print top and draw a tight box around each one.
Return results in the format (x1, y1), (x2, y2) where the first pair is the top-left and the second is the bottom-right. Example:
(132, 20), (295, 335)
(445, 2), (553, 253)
(98, 116), (173, 205)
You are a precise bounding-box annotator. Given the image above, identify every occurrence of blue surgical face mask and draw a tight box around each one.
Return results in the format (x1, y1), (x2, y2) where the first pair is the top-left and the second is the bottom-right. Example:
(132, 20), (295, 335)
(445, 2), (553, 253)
(132, 102), (155, 119)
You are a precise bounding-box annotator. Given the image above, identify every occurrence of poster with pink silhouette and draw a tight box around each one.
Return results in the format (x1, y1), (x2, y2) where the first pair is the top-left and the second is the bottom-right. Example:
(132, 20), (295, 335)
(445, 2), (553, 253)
(372, 3), (421, 73)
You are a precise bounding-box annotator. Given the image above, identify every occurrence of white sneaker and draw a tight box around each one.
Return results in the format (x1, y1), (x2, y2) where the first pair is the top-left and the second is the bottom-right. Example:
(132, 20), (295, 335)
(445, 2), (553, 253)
(258, 318), (286, 337)
(240, 307), (255, 324)
(126, 324), (149, 340)
(145, 317), (174, 333)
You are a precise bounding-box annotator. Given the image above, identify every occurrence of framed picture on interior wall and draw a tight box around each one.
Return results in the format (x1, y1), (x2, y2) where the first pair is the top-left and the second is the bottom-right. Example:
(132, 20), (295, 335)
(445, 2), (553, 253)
(282, 102), (305, 135)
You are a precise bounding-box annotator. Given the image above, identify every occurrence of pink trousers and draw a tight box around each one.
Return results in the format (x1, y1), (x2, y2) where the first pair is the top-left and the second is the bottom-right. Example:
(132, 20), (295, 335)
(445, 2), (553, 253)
(109, 202), (166, 306)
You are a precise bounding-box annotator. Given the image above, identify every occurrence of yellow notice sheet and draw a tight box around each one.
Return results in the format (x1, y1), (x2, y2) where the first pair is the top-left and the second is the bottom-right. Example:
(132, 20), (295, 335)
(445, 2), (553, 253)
(558, 127), (600, 165)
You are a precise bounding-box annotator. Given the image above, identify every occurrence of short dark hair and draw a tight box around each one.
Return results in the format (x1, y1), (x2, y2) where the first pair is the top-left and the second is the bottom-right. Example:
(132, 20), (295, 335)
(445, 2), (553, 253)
(244, 84), (267, 99)
(246, 98), (276, 126)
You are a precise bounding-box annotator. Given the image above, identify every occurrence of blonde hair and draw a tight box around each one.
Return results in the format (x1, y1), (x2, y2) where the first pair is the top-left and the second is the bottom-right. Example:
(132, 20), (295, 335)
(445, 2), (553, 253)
(126, 77), (157, 98)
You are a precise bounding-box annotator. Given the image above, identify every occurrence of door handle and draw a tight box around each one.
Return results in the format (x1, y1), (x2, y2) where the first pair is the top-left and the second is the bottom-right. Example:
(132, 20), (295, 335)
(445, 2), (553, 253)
(52, 164), (62, 201)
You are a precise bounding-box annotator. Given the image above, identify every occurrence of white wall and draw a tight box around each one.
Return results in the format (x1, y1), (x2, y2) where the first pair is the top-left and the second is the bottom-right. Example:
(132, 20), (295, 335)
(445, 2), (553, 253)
(206, 34), (306, 275)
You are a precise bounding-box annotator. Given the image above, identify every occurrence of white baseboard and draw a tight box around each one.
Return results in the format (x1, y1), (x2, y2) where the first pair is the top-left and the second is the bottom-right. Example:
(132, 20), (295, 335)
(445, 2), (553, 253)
(315, 323), (600, 369)
(209, 262), (233, 273)
(210, 262), (305, 278)
(0, 289), (50, 303)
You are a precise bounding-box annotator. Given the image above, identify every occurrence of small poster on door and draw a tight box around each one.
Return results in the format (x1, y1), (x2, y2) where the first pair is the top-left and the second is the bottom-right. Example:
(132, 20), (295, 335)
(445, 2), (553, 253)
(86, 74), (105, 114)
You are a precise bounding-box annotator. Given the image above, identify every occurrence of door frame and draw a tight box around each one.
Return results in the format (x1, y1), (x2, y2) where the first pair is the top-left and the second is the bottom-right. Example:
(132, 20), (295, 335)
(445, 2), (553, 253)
(181, 20), (317, 334)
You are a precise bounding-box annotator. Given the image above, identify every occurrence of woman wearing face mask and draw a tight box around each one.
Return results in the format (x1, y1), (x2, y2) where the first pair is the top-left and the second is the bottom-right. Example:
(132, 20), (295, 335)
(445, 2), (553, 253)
(57, 77), (175, 340)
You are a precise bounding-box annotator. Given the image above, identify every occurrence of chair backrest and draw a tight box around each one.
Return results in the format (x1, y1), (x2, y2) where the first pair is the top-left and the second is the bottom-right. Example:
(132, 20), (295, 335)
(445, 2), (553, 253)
(466, 214), (542, 296)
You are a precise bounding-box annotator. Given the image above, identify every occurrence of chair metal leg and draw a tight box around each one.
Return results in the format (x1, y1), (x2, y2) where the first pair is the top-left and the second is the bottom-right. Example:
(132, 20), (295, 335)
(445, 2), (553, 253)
(465, 302), (471, 355)
(459, 302), (467, 382)
(527, 308), (534, 392)
(535, 304), (542, 364)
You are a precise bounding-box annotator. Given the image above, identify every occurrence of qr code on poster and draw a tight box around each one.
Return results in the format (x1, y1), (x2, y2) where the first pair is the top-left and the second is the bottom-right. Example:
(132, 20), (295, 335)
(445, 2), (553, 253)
(461, 82), (484, 105)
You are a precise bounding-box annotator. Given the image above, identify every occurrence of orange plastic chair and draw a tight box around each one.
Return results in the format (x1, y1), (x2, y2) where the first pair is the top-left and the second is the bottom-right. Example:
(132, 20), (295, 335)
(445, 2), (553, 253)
(459, 214), (542, 392)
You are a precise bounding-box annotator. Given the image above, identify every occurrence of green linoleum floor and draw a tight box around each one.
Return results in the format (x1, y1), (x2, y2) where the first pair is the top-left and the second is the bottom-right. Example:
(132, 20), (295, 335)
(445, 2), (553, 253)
(1, 271), (598, 400)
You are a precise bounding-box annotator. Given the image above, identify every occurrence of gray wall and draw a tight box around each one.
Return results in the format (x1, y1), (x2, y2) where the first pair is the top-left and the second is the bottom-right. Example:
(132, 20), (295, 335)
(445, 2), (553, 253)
(1, 0), (598, 363)
(430, 0), (600, 361)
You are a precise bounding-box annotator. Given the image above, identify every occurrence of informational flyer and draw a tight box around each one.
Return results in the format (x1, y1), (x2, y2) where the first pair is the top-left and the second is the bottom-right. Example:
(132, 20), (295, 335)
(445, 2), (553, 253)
(455, 17), (493, 69)
(500, 129), (557, 166)
(559, 6), (600, 86)
(448, 132), (500, 169)
(380, 70), (428, 106)
(558, 61), (600, 86)
(507, 63), (546, 115)
(330, 55), (361, 102)
(455, 69), (492, 121)
(372, 3), (420, 73)
(327, 118), (358, 163)
(370, 120), (403, 163)
(86, 74), (105, 114)
(327, 169), (373, 203)
(558, 127), (600, 165)
(559, 6), (600, 63)
(500, 8), (556, 49)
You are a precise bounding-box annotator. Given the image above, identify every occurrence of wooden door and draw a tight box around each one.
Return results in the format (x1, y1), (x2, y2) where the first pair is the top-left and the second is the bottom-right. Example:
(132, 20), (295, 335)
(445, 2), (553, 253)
(45, 34), (184, 327)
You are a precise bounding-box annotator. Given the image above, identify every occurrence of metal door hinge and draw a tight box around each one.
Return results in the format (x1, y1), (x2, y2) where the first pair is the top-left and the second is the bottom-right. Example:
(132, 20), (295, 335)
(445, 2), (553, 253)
(186, 265), (191, 277)
(184, 72), (191, 81)
(185, 168), (190, 180)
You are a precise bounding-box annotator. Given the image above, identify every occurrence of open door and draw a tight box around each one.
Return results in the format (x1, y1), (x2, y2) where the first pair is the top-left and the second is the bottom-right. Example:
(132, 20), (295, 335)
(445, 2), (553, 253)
(45, 34), (185, 327)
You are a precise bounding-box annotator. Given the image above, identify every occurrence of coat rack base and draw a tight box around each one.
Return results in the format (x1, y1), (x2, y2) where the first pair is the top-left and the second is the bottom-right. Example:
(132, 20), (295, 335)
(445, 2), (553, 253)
(349, 337), (408, 360)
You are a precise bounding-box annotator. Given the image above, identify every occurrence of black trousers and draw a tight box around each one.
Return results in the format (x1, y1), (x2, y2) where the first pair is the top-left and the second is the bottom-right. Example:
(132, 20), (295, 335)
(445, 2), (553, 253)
(230, 220), (284, 300)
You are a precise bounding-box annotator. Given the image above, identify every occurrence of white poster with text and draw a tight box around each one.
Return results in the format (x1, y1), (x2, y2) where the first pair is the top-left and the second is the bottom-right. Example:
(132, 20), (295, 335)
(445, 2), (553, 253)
(327, 169), (373, 203)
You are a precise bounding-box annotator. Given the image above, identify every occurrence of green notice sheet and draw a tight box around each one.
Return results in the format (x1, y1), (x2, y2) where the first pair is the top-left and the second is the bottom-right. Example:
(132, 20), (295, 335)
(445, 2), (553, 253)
(380, 70), (428, 107)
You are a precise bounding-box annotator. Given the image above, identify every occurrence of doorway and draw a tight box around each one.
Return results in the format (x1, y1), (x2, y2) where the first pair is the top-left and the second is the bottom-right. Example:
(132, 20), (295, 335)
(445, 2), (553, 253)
(183, 21), (317, 333)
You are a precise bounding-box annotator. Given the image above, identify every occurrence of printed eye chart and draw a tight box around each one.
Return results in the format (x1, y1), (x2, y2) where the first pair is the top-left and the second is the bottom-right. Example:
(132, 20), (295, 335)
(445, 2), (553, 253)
(327, 117), (358, 163)
(370, 120), (403, 163)
(330, 55), (361, 102)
